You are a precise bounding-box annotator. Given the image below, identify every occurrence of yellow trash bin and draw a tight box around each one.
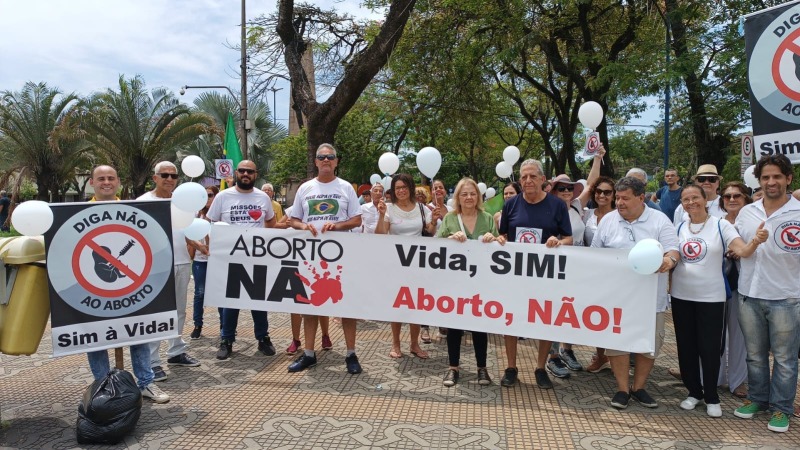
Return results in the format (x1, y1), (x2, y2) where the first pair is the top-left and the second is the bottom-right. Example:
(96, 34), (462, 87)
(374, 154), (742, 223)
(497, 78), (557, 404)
(0, 236), (50, 356)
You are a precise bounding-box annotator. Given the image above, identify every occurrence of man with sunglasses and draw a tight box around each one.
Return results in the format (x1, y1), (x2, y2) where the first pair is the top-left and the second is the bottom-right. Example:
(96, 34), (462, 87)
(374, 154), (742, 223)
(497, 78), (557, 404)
(137, 161), (201, 381)
(287, 143), (363, 375)
(208, 160), (278, 360)
(672, 165), (725, 227)
(591, 177), (679, 409)
(732, 154), (800, 433)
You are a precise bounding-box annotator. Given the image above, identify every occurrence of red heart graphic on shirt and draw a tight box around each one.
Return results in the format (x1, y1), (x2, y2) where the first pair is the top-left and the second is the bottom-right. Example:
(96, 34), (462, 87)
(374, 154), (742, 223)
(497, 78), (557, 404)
(248, 210), (263, 220)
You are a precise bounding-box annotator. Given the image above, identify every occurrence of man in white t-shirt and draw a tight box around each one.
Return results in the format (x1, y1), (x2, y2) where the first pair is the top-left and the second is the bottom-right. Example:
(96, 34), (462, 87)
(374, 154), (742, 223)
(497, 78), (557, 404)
(732, 154), (800, 433)
(672, 164), (725, 226)
(137, 161), (200, 382)
(357, 182), (384, 234)
(591, 176), (679, 410)
(207, 160), (277, 360)
(288, 143), (363, 375)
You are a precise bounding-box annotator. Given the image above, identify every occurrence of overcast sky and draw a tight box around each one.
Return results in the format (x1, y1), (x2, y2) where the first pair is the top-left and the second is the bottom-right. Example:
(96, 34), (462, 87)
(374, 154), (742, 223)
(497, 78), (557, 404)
(0, 0), (660, 134)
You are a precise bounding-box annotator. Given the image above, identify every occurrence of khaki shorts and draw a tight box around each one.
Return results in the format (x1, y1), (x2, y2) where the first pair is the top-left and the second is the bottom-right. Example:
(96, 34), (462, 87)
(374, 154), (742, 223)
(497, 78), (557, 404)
(606, 312), (665, 360)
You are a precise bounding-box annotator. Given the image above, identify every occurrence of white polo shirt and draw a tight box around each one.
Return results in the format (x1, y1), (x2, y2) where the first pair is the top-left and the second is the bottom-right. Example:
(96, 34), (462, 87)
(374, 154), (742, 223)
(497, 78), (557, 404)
(735, 197), (800, 300)
(672, 195), (725, 227)
(591, 206), (679, 312)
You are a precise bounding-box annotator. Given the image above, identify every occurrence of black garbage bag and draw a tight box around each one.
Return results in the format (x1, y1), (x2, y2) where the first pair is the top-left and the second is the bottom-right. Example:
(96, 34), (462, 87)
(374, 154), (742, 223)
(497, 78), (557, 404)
(76, 368), (143, 445)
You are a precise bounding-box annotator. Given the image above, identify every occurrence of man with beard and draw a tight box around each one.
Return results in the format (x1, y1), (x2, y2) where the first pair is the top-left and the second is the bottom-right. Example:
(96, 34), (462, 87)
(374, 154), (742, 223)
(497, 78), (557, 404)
(287, 143), (363, 375)
(208, 160), (278, 360)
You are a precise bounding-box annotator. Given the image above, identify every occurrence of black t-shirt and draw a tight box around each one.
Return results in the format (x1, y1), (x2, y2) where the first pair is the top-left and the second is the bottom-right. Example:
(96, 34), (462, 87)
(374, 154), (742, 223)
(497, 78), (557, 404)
(499, 193), (572, 244)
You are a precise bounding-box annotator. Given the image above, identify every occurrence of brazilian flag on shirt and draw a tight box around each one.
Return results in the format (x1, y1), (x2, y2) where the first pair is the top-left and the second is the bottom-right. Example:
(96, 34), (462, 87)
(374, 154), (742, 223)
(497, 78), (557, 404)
(308, 199), (340, 216)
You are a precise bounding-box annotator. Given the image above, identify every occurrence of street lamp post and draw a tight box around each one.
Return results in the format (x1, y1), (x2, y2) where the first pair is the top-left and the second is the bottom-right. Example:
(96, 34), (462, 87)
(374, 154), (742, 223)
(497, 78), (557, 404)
(268, 87), (283, 124)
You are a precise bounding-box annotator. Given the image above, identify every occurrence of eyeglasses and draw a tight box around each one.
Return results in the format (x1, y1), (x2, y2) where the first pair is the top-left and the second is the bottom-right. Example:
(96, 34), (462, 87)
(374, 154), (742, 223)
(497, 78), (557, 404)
(316, 154), (336, 161)
(207, 193), (215, 198)
(394, 185), (409, 191)
(625, 227), (636, 242)
(157, 173), (179, 179)
(723, 193), (743, 200)
(459, 192), (478, 198)
(595, 189), (613, 197)
(555, 185), (574, 192)
(696, 176), (718, 183)
(237, 168), (256, 175)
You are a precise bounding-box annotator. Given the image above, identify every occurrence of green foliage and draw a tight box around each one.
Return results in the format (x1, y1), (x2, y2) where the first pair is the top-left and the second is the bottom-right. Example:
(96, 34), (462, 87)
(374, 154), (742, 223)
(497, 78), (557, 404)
(18, 180), (38, 201)
(268, 130), (309, 185)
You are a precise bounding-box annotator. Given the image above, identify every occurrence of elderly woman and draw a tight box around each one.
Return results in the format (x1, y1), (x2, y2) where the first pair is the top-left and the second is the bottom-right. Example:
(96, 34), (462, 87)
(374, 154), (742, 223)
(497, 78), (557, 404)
(719, 181), (754, 398)
(436, 178), (501, 386)
(376, 173), (437, 359)
(671, 184), (766, 418)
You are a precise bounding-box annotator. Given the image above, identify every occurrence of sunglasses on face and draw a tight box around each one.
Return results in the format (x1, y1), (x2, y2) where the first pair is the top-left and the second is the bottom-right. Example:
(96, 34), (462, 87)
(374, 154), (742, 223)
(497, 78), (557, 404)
(696, 176), (718, 183)
(723, 193), (743, 200)
(237, 168), (256, 175)
(555, 186), (574, 192)
(207, 193), (215, 198)
(595, 189), (613, 197)
(316, 154), (336, 161)
(157, 173), (179, 179)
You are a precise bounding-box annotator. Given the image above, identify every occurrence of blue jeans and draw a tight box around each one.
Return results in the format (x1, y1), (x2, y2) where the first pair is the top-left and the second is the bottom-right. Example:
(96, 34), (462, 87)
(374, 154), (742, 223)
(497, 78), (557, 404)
(738, 295), (800, 415)
(192, 261), (223, 327)
(221, 308), (268, 343)
(87, 344), (153, 390)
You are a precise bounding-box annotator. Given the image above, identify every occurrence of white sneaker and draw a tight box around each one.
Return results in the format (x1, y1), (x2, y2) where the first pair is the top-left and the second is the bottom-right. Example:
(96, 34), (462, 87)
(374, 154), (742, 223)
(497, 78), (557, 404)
(707, 403), (722, 418)
(680, 396), (702, 410)
(141, 383), (170, 403)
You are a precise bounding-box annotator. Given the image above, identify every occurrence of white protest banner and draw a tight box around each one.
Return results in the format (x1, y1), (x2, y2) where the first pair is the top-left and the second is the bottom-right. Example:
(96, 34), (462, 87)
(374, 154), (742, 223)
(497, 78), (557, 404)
(44, 201), (179, 357)
(206, 228), (658, 353)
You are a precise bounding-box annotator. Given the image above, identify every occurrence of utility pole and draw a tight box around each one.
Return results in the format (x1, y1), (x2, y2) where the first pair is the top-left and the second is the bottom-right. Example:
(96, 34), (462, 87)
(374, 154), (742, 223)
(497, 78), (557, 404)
(240, 0), (249, 159)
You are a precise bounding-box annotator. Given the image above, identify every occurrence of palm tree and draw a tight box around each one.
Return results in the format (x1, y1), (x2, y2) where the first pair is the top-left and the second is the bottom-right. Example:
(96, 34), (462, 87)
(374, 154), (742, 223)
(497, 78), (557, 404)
(83, 75), (213, 197)
(0, 82), (85, 201)
(188, 91), (286, 184)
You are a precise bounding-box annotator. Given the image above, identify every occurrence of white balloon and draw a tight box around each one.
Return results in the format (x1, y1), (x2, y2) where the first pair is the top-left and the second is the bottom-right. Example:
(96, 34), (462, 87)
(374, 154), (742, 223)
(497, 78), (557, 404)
(181, 155), (205, 178)
(171, 182), (207, 212)
(503, 146), (520, 165)
(577, 179), (588, 188)
(416, 146), (442, 179)
(11, 200), (53, 236)
(446, 198), (454, 208)
(378, 152), (400, 176)
(578, 101), (604, 130)
(171, 205), (195, 230)
(485, 187), (496, 199)
(628, 238), (665, 275)
(369, 173), (381, 185)
(743, 165), (758, 190)
(381, 175), (392, 190)
(477, 182), (487, 195)
(183, 218), (212, 240)
(213, 221), (230, 226)
(496, 161), (513, 179)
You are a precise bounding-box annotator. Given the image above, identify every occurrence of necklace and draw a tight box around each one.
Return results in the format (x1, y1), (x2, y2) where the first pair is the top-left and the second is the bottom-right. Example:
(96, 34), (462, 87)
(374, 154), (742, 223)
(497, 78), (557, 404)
(687, 215), (709, 234)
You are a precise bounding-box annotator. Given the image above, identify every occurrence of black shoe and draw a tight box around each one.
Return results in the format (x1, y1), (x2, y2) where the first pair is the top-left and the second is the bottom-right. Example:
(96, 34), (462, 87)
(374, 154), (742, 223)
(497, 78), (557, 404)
(258, 336), (276, 356)
(345, 354), (362, 374)
(216, 340), (233, 360)
(534, 368), (553, 389)
(500, 367), (518, 387)
(477, 367), (492, 386)
(630, 387), (658, 408)
(190, 326), (202, 340)
(152, 365), (167, 382)
(167, 353), (200, 367)
(443, 369), (459, 387)
(288, 353), (317, 372)
(611, 390), (630, 409)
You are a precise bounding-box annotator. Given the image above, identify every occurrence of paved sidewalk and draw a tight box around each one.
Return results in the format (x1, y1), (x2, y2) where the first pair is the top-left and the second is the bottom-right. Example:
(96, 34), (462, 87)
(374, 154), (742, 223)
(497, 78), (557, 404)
(1, 283), (798, 449)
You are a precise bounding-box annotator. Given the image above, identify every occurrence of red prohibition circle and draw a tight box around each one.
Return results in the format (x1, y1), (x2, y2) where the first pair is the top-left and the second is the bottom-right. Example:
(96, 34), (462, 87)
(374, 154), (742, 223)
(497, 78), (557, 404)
(681, 241), (703, 258)
(519, 231), (538, 243)
(743, 136), (753, 156)
(779, 225), (800, 248)
(219, 162), (232, 176)
(587, 135), (600, 153)
(72, 224), (153, 298)
(772, 28), (800, 102)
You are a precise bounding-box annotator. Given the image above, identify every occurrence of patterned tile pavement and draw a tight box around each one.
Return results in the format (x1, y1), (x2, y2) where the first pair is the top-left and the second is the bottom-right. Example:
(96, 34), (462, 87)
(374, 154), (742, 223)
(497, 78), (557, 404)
(1, 279), (798, 449)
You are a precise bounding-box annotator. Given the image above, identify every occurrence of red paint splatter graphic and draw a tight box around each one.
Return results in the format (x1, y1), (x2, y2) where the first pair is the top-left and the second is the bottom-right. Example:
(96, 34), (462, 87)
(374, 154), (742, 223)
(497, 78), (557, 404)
(294, 260), (344, 306)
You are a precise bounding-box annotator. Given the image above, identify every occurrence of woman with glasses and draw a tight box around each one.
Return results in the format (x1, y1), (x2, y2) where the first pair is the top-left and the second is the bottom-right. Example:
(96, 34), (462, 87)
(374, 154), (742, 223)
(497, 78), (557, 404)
(436, 178), (500, 386)
(188, 186), (221, 340)
(583, 175), (618, 373)
(718, 182), (753, 399)
(376, 173), (436, 359)
(671, 184), (766, 417)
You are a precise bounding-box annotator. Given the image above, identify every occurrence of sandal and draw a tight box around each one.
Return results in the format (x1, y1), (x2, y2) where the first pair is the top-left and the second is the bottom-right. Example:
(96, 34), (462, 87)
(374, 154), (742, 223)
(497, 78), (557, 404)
(389, 348), (403, 359)
(410, 348), (429, 359)
(733, 383), (748, 399)
(420, 327), (432, 344)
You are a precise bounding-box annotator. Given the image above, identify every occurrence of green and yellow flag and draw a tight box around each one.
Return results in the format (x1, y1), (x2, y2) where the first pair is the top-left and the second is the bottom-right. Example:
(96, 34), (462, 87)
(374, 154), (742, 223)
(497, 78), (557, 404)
(221, 112), (242, 189)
